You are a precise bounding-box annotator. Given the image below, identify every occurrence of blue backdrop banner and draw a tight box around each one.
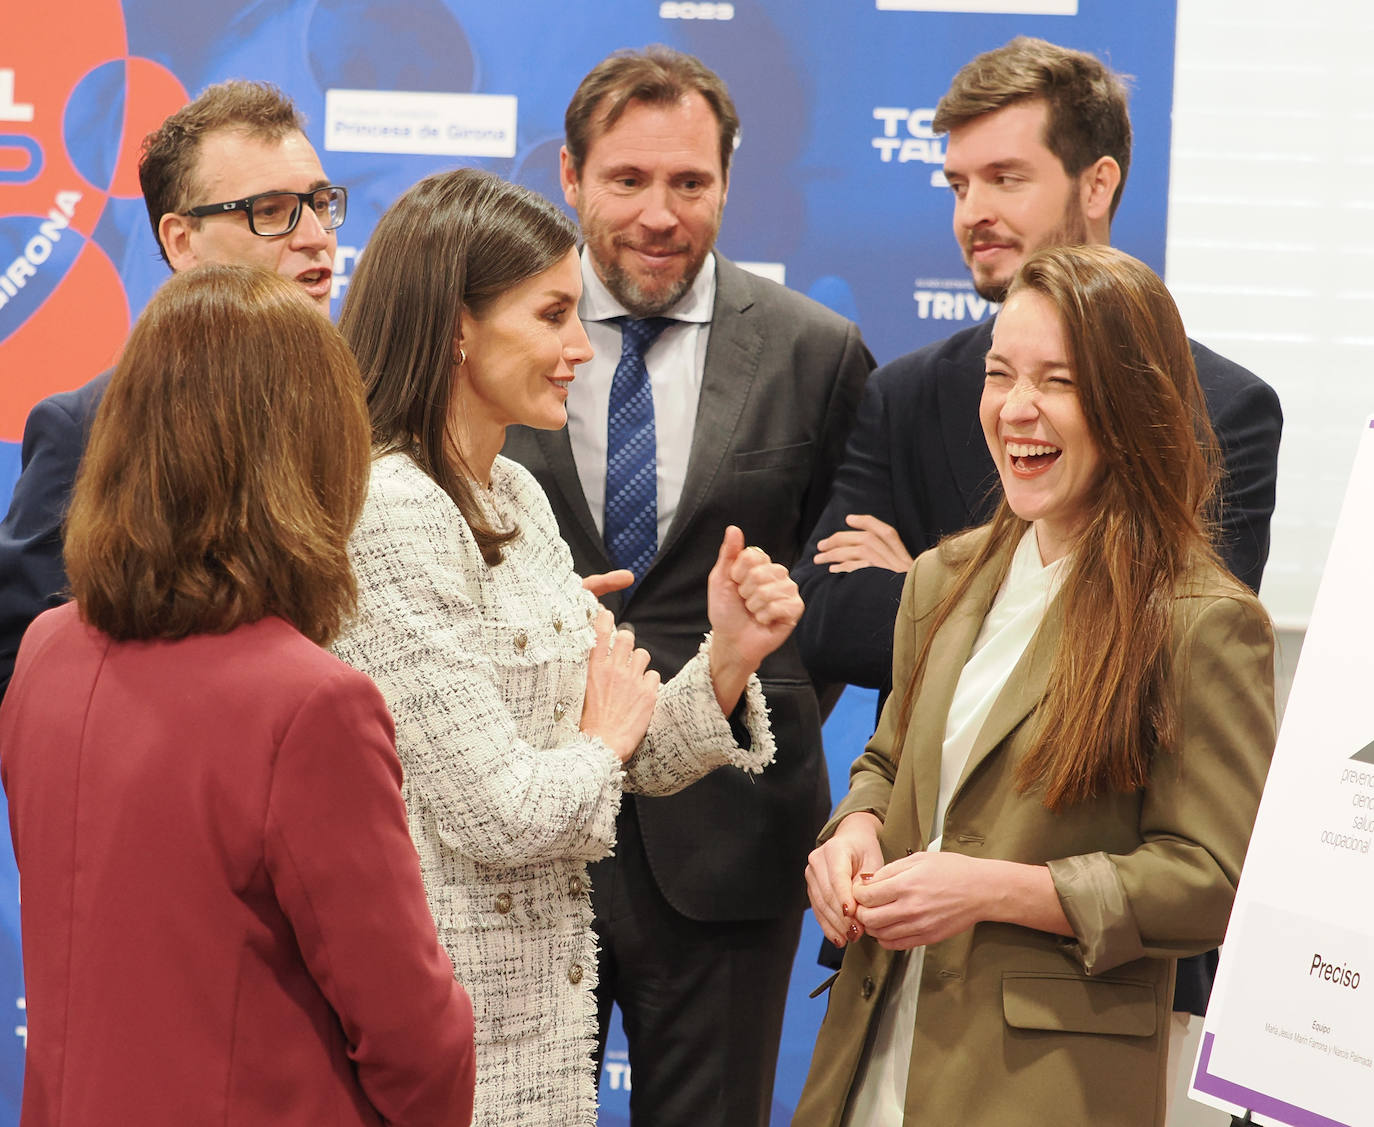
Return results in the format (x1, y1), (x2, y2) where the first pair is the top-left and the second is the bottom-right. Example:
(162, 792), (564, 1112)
(0, 2), (1177, 1121)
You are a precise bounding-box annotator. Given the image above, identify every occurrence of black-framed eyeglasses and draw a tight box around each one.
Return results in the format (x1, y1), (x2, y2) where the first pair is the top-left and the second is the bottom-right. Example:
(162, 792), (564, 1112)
(184, 185), (348, 237)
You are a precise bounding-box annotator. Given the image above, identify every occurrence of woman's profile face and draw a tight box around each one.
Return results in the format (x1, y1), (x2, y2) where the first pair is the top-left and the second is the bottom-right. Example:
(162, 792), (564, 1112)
(980, 289), (1104, 563)
(452, 248), (593, 438)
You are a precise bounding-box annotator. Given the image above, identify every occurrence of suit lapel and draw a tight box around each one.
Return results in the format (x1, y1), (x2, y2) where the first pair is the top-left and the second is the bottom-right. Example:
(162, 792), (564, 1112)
(904, 555), (1004, 849)
(655, 255), (759, 564)
(935, 318), (1000, 523)
(531, 426), (612, 573)
(948, 581), (1065, 810)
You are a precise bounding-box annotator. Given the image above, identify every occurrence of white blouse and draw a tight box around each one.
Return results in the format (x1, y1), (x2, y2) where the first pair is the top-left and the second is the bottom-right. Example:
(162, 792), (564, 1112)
(842, 527), (1067, 1127)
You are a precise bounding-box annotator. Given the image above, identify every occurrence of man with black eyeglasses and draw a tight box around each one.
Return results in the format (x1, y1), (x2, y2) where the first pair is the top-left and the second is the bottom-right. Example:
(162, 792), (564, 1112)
(0, 80), (348, 699)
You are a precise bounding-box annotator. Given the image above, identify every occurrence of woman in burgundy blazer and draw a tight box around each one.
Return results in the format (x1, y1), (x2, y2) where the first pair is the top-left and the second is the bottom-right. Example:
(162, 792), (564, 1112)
(0, 265), (476, 1127)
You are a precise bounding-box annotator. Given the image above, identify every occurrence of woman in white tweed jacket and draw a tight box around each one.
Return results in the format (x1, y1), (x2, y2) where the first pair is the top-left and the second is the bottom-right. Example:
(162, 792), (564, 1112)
(331, 169), (803, 1127)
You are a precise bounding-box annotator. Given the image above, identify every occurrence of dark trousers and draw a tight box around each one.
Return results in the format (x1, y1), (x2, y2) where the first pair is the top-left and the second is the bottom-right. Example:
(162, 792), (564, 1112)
(591, 798), (803, 1127)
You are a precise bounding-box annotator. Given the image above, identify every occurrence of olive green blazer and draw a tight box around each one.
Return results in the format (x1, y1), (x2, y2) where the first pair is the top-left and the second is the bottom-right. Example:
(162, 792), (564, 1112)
(793, 528), (1276, 1127)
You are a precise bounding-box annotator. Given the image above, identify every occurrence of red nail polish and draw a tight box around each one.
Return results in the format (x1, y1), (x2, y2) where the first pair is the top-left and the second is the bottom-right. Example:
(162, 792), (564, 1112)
(859, 872), (873, 881)
(841, 903), (850, 917)
(847, 922), (861, 941)
(831, 935), (844, 947)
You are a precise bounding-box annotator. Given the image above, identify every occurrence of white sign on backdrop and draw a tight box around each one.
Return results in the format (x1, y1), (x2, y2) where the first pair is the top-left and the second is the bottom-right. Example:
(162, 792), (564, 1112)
(324, 89), (517, 158)
(875, 0), (1077, 12)
(1191, 419), (1374, 1126)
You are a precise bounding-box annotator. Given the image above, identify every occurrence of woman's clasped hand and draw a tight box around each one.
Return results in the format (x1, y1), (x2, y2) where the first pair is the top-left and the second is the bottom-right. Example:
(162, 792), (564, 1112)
(583, 525), (803, 761)
(806, 811), (884, 949)
(580, 610), (659, 762)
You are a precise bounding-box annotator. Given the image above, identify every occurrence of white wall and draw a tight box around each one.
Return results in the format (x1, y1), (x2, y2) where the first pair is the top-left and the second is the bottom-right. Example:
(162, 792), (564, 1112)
(1166, 0), (1374, 632)
(1163, 6), (1369, 1121)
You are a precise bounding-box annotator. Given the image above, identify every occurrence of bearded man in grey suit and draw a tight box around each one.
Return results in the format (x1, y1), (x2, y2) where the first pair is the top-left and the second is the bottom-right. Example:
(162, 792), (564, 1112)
(503, 46), (872, 1127)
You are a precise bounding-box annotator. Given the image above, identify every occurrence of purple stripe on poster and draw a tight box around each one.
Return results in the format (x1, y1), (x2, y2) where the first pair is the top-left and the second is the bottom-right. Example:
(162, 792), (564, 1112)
(1193, 1032), (1352, 1127)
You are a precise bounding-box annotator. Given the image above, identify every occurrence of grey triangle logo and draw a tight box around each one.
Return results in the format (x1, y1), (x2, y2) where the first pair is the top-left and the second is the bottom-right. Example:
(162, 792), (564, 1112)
(1351, 740), (1374, 763)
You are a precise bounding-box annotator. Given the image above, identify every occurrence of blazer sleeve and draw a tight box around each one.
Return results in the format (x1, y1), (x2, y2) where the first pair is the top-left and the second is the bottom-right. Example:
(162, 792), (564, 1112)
(263, 667), (476, 1127)
(1048, 593), (1276, 974)
(624, 632), (776, 795)
(508, 505), (776, 798)
(797, 320), (874, 542)
(0, 395), (87, 701)
(1209, 374), (1283, 594)
(335, 471), (627, 868)
(815, 562), (930, 840)
(793, 370), (911, 691)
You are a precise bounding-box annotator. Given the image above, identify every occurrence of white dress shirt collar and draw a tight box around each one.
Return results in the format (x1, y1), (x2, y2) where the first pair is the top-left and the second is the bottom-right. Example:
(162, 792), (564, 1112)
(567, 249), (717, 546)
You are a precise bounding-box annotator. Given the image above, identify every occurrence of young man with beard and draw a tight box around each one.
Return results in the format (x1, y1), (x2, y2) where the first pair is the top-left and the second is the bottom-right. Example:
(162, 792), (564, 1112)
(0, 80), (345, 701)
(791, 36), (1281, 1122)
(502, 45), (873, 1127)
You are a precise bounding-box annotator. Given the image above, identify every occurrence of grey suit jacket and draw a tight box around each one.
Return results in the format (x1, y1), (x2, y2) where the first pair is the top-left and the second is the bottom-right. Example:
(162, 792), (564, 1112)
(503, 254), (873, 921)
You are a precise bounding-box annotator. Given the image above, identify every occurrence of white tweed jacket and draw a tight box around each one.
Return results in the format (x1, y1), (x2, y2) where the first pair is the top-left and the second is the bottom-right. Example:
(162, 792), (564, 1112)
(331, 451), (775, 1127)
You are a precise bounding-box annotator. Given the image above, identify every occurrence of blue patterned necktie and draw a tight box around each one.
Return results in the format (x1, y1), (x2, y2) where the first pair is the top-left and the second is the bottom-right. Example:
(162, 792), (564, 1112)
(604, 316), (673, 594)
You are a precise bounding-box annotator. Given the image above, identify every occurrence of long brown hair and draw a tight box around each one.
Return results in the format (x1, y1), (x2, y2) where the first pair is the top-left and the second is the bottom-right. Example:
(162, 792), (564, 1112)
(65, 265), (371, 645)
(894, 244), (1225, 810)
(338, 168), (577, 564)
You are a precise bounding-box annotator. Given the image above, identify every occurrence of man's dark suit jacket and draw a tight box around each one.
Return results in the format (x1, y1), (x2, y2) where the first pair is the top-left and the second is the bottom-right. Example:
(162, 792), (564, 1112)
(0, 370), (111, 700)
(503, 256), (873, 922)
(792, 315), (1283, 1014)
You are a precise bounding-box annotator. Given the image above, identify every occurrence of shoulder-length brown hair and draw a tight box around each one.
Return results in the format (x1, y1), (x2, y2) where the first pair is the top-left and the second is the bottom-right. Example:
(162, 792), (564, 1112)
(65, 264), (371, 645)
(895, 244), (1227, 810)
(338, 168), (577, 565)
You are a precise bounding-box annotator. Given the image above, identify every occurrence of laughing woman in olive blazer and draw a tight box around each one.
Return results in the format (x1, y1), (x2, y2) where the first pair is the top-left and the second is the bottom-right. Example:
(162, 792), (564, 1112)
(794, 246), (1276, 1127)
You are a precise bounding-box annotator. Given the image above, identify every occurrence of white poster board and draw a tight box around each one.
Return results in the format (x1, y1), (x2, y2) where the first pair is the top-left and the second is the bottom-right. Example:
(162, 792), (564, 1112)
(1190, 419), (1374, 1126)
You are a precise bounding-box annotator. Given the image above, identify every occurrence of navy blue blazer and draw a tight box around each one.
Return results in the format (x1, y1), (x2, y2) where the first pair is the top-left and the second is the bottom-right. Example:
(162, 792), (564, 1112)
(0, 371), (111, 700)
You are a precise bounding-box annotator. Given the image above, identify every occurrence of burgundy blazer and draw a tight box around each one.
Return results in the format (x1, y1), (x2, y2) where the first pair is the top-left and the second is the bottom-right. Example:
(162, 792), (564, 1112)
(0, 605), (475, 1126)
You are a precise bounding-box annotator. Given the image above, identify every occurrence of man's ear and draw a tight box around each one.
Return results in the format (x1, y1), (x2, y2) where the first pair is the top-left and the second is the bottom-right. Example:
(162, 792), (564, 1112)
(159, 212), (199, 272)
(558, 145), (580, 211)
(1080, 155), (1121, 227)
